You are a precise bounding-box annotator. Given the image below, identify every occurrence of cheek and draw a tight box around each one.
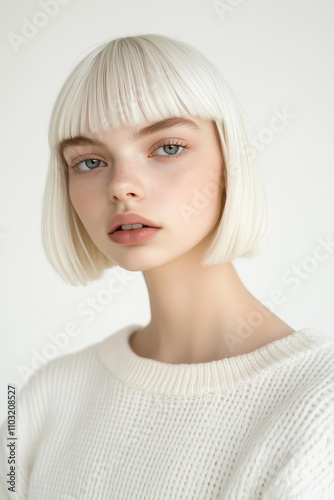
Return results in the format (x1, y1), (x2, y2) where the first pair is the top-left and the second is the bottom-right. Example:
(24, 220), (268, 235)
(172, 164), (223, 229)
(68, 184), (97, 222)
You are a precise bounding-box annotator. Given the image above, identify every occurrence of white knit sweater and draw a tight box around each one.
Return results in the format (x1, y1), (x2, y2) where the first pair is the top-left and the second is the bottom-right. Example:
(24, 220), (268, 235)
(1, 324), (334, 499)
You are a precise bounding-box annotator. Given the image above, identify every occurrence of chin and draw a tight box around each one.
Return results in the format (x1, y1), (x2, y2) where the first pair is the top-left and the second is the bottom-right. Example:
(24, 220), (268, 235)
(107, 256), (161, 273)
(105, 245), (195, 272)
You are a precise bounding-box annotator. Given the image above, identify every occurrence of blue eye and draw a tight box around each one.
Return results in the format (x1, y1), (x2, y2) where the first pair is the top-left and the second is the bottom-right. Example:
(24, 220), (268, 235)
(77, 159), (104, 170)
(82, 159), (102, 169)
(70, 158), (107, 175)
(152, 141), (189, 158)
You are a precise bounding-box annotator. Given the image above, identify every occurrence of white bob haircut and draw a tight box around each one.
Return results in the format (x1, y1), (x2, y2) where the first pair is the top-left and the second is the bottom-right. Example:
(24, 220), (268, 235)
(42, 33), (272, 287)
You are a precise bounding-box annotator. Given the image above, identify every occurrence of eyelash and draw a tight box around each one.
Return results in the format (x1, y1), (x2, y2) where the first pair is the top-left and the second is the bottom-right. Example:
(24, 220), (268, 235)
(69, 140), (189, 176)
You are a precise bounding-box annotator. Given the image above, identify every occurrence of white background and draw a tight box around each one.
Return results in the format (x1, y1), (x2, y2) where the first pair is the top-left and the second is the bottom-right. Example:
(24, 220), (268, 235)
(0, 0), (333, 423)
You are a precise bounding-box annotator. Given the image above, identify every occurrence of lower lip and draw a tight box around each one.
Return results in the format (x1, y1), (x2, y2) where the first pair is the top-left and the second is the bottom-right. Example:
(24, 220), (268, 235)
(108, 227), (161, 245)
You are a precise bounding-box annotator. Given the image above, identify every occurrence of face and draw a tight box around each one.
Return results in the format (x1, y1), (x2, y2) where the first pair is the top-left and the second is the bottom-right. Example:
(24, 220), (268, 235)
(62, 114), (225, 271)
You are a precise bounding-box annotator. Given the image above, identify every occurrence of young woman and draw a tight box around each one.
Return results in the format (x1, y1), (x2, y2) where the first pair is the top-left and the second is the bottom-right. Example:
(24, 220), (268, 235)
(1, 33), (334, 499)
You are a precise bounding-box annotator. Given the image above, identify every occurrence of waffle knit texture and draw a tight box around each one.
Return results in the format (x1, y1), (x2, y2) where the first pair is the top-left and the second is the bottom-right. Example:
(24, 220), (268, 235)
(1, 324), (334, 499)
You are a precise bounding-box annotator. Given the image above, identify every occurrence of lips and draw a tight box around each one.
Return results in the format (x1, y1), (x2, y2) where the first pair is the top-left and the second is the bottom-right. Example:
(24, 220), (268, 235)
(114, 224), (150, 232)
(107, 212), (160, 235)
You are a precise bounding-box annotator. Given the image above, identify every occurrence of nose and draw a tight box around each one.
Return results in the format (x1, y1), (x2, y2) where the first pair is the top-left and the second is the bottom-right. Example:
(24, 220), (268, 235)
(107, 162), (145, 203)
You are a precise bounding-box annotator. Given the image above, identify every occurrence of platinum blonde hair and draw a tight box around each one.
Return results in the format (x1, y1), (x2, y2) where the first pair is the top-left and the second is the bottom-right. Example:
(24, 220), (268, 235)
(42, 33), (272, 287)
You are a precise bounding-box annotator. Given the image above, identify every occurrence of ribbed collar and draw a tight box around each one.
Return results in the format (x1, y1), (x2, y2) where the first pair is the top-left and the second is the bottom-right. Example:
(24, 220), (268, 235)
(98, 324), (332, 396)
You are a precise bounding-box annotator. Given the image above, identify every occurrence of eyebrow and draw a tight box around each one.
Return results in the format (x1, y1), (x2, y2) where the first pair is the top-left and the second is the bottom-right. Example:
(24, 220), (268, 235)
(58, 117), (201, 154)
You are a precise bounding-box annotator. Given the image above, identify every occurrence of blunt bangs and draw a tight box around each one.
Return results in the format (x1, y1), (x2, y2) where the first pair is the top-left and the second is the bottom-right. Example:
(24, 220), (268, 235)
(50, 35), (232, 149)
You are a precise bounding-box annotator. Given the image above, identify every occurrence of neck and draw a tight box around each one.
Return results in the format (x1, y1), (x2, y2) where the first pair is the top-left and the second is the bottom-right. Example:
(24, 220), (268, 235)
(132, 249), (293, 364)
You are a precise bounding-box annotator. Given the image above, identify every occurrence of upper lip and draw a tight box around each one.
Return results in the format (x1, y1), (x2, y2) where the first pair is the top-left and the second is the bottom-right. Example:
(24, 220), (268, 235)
(107, 212), (161, 234)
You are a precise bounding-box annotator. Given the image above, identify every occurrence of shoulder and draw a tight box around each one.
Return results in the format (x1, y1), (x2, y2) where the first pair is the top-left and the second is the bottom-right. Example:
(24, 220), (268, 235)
(261, 331), (334, 497)
(287, 328), (334, 394)
(19, 323), (138, 401)
(34, 339), (100, 382)
(19, 330), (118, 406)
(276, 328), (334, 430)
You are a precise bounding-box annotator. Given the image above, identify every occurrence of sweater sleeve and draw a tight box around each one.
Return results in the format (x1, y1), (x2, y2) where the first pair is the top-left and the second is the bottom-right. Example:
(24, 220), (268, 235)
(262, 401), (334, 500)
(0, 366), (51, 500)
